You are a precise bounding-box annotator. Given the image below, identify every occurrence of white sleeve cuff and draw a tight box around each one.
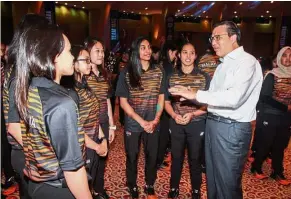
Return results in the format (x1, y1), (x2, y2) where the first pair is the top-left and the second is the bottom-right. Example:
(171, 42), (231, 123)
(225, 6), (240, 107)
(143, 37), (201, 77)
(196, 90), (209, 104)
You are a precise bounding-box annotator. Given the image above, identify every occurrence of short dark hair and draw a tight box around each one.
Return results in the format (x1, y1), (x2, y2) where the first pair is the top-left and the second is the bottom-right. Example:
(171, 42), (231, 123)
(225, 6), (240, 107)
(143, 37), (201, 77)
(151, 46), (160, 54)
(213, 21), (241, 46)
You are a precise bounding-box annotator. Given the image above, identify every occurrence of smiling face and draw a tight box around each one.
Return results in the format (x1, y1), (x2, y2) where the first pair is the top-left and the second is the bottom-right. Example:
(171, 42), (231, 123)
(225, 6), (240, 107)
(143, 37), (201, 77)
(90, 41), (104, 65)
(280, 48), (291, 67)
(211, 25), (237, 58)
(179, 43), (196, 67)
(139, 39), (152, 62)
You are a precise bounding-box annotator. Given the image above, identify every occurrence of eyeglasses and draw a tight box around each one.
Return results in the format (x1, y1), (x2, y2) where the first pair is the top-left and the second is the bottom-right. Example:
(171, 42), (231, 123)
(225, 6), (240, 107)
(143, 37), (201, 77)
(76, 59), (91, 64)
(209, 34), (229, 43)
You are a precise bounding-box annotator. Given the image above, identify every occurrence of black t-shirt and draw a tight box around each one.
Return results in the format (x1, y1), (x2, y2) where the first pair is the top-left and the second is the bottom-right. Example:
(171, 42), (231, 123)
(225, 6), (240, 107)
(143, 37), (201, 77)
(23, 77), (86, 186)
(75, 80), (100, 141)
(116, 65), (166, 132)
(86, 72), (111, 124)
(3, 67), (23, 149)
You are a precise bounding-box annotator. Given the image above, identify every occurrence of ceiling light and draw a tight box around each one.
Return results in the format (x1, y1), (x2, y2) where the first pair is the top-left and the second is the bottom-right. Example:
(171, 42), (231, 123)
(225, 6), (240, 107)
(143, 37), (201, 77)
(65, 3), (68, 5)
(199, 15), (201, 17)
(211, 2), (215, 5)
(56, 1), (58, 3)
(206, 16), (208, 18)
(269, 15), (272, 18)
(175, 14), (177, 16)
(82, 6), (85, 9)
(191, 15), (193, 16)
(139, 12), (141, 14)
(271, 1), (274, 3)
(203, 11), (206, 13)
(145, 7), (148, 10)
(266, 10), (269, 13)
(178, 9), (180, 12)
(131, 11), (134, 13)
(182, 1), (185, 4)
(234, 11), (237, 14)
(239, 2), (243, 5)
(82, 1), (84, 2)
(261, 15), (264, 17)
(74, 5), (76, 7)
(146, 13), (148, 15)
(123, 10), (126, 12)
(183, 14), (185, 16)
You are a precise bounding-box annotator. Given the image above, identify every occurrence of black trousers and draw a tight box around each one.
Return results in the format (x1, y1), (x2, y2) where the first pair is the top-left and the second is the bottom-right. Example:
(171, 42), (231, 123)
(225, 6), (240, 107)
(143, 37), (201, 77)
(157, 111), (171, 165)
(251, 110), (263, 153)
(205, 118), (252, 199)
(124, 128), (160, 187)
(94, 122), (109, 193)
(110, 96), (116, 114)
(170, 119), (205, 191)
(11, 149), (31, 199)
(86, 147), (100, 193)
(28, 181), (74, 199)
(252, 113), (291, 174)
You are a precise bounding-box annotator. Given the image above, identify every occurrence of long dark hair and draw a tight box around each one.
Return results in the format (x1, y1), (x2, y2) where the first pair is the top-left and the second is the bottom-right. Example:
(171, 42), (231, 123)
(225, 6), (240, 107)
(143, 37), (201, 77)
(15, 24), (64, 121)
(128, 36), (153, 88)
(7, 14), (49, 65)
(176, 42), (197, 72)
(160, 42), (178, 64)
(84, 37), (108, 81)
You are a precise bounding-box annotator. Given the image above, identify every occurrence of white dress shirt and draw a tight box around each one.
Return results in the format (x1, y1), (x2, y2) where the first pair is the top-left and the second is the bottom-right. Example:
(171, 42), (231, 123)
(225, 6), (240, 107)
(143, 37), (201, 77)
(196, 46), (263, 122)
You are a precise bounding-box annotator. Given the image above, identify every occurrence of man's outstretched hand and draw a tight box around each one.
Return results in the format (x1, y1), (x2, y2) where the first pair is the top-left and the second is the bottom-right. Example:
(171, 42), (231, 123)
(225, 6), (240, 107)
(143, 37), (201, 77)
(168, 85), (197, 101)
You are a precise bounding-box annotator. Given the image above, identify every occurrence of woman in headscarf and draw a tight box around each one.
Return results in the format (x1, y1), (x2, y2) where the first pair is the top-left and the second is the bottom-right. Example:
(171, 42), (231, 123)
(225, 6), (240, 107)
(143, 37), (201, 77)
(251, 46), (291, 186)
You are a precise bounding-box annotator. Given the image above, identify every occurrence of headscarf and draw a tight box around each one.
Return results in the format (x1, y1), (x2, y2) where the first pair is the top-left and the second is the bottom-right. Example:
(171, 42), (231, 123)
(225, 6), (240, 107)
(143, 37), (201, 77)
(269, 46), (291, 78)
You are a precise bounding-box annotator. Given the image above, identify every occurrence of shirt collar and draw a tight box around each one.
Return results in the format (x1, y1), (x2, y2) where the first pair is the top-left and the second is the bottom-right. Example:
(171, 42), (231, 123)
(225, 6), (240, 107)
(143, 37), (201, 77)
(30, 77), (68, 93)
(225, 46), (244, 60)
(177, 67), (198, 76)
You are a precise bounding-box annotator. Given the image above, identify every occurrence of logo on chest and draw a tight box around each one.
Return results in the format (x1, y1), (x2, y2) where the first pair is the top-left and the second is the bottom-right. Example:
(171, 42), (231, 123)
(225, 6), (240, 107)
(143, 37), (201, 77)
(29, 116), (36, 128)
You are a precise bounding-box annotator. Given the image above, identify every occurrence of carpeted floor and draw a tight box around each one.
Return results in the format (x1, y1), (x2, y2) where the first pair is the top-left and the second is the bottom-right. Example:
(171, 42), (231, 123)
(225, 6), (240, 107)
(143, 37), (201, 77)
(2, 110), (291, 199)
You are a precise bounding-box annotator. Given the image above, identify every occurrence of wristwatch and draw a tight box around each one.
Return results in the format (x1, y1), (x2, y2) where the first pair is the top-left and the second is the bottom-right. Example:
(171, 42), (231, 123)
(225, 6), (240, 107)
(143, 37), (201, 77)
(109, 125), (116, 130)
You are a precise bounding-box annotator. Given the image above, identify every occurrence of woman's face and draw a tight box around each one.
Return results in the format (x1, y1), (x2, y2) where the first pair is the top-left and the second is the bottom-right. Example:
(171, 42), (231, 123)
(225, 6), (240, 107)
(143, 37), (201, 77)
(168, 49), (177, 62)
(54, 34), (74, 76)
(75, 50), (91, 75)
(139, 40), (152, 62)
(272, 57), (278, 68)
(280, 48), (291, 67)
(122, 52), (129, 62)
(90, 41), (104, 65)
(179, 44), (196, 67)
(152, 51), (160, 61)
